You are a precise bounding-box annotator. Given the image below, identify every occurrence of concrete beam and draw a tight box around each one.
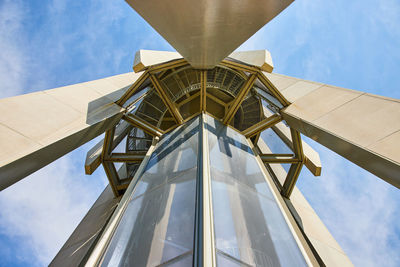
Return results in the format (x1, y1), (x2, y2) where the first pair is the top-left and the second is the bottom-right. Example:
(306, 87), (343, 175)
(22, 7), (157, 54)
(133, 50), (182, 73)
(281, 82), (400, 188)
(263, 72), (323, 103)
(50, 185), (120, 266)
(0, 72), (143, 190)
(126, 0), (293, 68)
(229, 50), (274, 73)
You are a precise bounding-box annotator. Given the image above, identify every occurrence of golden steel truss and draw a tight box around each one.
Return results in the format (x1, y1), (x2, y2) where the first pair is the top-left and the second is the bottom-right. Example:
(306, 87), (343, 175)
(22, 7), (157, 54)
(88, 58), (311, 198)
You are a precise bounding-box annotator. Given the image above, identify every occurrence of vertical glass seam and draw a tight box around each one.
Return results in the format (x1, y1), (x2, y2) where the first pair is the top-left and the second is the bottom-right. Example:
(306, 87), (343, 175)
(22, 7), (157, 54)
(193, 116), (203, 267)
(201, 113), (217, 266)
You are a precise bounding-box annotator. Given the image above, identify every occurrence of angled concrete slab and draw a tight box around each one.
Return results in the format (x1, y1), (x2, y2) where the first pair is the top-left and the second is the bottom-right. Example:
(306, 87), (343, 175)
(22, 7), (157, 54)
(0, 72), (143, 190)
(50, 185), (120, 267)
(277, 76), (400, 188)
(126, 0), (293, 68)
(133, 50), (182, 73)
(229, 50), (274, 72)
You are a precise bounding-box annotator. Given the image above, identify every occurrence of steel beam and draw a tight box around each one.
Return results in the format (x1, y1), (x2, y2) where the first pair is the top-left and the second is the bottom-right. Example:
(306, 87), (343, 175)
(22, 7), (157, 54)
(149, 74), (184, 124)
(242, 113), (282, 138)
(281, 129), (304, 198)
(281, 163), (303, 198)
(220, 60), (259, 74)
(147, 58), (188, 74)
(257, 72), (290, 106)
(102, 161), (120, 197)
(260, 154), (300, 164)
(105, 152), (146, 163)
(85, 121), (131, 175)
(123, 114), (163, 137)
(198, 114), (217, 266)
(223, 73), (257, 124)
(272, 122), (322, 176)
(200, 70), (207, 112)
(116, 72), (149, 106)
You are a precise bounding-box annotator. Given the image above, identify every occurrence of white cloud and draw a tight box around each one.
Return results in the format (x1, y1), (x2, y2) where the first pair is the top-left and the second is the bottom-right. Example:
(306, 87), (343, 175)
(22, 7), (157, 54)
(239, 0), (400, 265)
(298, 141), (400, 267)
(0, 1), (131, 265)
(0, 0), (28, 98)
(0, 140), (107, 265)
(0, 1), (133, 264)
(0, 0), (399, 266)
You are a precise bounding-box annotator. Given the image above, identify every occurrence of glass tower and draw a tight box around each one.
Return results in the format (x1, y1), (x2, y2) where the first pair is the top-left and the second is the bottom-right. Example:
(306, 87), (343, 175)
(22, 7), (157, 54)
(99, 114), (309, 266)
(75, 58), (325, 267)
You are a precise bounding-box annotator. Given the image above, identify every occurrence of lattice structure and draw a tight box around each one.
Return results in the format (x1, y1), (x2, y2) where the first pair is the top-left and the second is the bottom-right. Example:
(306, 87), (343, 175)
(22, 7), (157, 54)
(93, 57), (318, 197)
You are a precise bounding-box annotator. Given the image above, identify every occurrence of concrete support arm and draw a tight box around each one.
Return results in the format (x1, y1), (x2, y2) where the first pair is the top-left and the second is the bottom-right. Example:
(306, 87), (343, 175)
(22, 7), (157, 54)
(0, 72), (142, 190)
(126, 0), (293, 68)
(133, 50), (182, 73)
(50, 185), (120, 266)
(281, 84), (400, 188)
(228, 50), (274, 73)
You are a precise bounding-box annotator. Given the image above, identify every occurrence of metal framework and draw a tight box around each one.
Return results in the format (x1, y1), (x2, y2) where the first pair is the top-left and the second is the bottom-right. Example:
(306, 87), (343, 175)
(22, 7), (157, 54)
(85, 57), (314, 200)
(86, 114), (318, 266)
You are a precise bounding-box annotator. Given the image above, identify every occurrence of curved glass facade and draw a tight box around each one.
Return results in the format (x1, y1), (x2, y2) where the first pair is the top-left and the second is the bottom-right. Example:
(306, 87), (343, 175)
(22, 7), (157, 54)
(206, 116), (307, 266)
(102, 117), (200, 266)
(101, 114), (308, 266)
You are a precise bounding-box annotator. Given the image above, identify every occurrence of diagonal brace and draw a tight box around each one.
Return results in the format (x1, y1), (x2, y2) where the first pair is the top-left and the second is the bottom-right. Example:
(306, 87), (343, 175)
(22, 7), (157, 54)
(223, 73), (257, 124)
(123, 114), (163, 137)
(149, 73), (183, 124)
(242, 113), (282, 138)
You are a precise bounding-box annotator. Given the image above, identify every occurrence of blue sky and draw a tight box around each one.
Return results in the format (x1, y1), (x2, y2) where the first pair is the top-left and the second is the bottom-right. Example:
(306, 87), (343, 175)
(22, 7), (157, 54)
(0, 0), (399, 266)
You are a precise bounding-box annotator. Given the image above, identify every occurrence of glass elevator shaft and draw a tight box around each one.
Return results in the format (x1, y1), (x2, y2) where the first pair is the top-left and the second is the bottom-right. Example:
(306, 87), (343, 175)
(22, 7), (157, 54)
(100, 114), (308, 267)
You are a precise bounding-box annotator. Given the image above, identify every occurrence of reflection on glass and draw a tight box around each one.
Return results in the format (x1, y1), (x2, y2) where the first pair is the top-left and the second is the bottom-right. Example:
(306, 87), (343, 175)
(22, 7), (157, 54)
(206, 115), (306, 267)
(260, 128), (292, 155)
(216, 251), (243, 267)
(101, 117), (200, 267)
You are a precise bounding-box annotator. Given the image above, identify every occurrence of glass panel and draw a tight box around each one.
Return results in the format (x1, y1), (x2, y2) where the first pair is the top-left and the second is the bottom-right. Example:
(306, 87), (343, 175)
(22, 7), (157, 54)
(206, 116), (273, 198)
(133, 117), (199, 195)
(206, 115), (307, 267)
(161, 252), (193, 267)
(101, 117), (200, 267)
(216, 251), (243, 267)
(260, 128), (292, 154)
